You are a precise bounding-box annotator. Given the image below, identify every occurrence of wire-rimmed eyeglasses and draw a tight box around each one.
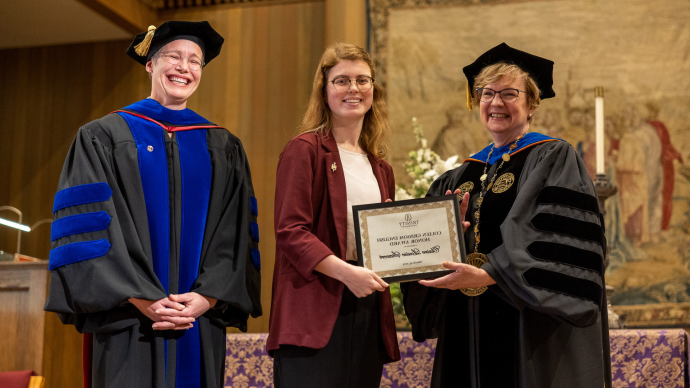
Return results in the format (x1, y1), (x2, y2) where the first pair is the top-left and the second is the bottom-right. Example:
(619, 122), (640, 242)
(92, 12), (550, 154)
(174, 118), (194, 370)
(328, 76), (375, 92)
(476, 88), (526, 104)
(160, 50), (205, 71)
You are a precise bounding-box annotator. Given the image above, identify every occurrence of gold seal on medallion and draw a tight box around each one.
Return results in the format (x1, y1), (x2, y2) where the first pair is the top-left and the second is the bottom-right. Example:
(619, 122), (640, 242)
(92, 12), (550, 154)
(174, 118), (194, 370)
(460, 252), (489, 296)
(492, 173), (515, 194)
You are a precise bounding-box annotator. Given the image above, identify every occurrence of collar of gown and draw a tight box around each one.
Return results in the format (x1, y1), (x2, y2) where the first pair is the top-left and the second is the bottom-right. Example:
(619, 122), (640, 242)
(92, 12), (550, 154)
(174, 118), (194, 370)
(121, 98), (214, 126)
(466, 132), (562, 165)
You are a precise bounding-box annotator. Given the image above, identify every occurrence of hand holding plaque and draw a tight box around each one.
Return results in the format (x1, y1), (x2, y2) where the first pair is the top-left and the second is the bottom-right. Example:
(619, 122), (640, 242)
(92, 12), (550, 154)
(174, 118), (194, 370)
(353, 194), (467, 283)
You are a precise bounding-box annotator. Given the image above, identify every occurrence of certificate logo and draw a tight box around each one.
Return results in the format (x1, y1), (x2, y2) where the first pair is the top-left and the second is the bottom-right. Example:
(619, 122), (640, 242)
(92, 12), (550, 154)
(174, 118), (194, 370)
(399, 213), (419, 228)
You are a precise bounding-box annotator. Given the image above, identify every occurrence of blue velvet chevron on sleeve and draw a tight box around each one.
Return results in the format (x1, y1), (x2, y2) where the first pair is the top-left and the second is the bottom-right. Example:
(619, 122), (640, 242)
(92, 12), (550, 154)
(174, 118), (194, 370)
(51, 211), (111, 241)
(250, 222), (259, 243)
(53, 182), (112, 212)
(49, 183), (113, 269)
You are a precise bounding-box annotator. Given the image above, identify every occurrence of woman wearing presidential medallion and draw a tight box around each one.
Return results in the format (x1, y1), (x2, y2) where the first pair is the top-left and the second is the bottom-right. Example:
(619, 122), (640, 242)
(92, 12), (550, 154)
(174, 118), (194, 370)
(268, 43), (400, 387)
(402, 43), (612, 388)
(45, 21), (261, 388)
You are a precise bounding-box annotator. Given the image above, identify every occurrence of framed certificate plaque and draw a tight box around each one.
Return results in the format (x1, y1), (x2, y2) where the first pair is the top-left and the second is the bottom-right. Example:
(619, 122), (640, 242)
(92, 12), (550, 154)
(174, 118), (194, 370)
(352, 194), (467, 283)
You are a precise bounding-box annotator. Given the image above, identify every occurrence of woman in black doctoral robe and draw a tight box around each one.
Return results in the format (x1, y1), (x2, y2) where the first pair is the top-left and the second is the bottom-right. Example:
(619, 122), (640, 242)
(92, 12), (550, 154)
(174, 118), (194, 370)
(402, 43), (612, 388)
(44, 21), (261, 388)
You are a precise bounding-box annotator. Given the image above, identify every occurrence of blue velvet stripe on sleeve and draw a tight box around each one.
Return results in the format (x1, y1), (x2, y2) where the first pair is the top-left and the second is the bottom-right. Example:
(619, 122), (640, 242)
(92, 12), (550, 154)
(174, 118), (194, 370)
(51, 211), (112, 241)
(250, 196), (258, 216)
(49, 239), (111, 270)
(251, 248), (261, 270)
(250, 222), (260, 243)
(53, 183), (113, 213)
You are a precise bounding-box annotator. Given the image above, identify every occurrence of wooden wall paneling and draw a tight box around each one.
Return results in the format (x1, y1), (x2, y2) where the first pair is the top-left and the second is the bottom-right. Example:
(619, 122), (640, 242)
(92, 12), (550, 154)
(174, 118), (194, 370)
(0, 49), (19, 253)
(258, 2), (303, 333)
(243, 6), (273, 334)
(207, 9), (243, 134)
(0, 263), (51, 375)
(75, 0), (158, 34)
(41, 310), (83, 388)
(18, 266), (49, 371)
(0, 48), (31, 257)
(252, 3), (325, 333)
(325, 0), (367, 48)
(0, 288), (23, 371)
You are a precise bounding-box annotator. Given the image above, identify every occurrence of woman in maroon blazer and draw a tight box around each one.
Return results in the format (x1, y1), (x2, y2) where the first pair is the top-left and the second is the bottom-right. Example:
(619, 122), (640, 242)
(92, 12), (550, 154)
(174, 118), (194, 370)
(268, 43), (401, 387)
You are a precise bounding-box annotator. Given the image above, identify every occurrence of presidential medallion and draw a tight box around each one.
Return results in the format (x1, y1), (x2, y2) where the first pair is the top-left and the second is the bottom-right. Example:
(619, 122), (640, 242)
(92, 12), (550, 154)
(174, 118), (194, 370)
(459, 252), (489, 296)
(466, 252), (488, 267)
(492, 173), (515, 193)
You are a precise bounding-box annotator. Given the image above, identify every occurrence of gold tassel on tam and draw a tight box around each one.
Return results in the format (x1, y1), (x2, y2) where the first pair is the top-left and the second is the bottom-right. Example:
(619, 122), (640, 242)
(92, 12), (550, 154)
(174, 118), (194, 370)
(466, 82), (473, 110)
(134, 25), (157, 56)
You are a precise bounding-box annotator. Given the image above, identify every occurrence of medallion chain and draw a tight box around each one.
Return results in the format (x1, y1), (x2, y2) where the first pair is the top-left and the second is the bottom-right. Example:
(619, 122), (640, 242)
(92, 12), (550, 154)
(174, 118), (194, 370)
(460, 133), (526, 297)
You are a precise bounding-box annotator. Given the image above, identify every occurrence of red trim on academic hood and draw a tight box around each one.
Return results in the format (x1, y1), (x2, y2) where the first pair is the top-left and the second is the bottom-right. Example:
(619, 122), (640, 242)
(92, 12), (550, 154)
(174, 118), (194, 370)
(110, 110), (224, 132)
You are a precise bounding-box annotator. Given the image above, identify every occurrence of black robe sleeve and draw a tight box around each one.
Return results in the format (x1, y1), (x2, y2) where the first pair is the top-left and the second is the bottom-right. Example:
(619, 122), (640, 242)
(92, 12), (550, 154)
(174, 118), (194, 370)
(45, 117), (168, 333)
(482, 141), (606, 328)
(195, 131), (262, 330)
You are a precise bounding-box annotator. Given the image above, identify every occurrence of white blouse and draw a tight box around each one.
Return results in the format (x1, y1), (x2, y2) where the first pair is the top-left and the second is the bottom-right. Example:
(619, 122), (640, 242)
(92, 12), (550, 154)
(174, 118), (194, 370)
(338, 147), (381, 262)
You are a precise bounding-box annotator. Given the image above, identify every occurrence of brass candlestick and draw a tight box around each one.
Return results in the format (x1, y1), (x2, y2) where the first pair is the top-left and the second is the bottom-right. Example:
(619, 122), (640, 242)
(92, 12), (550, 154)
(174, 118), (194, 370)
(594, 173), (625, 328)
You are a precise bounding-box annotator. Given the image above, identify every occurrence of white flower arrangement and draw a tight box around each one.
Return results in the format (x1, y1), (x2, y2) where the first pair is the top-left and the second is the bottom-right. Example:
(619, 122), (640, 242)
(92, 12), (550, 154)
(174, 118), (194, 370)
(390, 118), (461, 328)
(396, 117), (461, 200)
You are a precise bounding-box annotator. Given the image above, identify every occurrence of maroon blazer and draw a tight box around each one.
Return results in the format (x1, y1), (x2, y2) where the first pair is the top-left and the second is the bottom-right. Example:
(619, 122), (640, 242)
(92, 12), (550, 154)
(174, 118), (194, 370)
(267, 132), (400, 362)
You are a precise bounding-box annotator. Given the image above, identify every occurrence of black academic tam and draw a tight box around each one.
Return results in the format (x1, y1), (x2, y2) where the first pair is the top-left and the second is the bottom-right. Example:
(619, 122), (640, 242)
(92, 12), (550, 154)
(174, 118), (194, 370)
(463, 42), (556, 100)
(126, 20), (224, 66)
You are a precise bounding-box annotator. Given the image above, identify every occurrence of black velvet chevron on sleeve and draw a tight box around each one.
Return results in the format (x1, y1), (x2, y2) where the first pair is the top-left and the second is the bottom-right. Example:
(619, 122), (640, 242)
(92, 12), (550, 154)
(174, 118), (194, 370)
(531, 213), (605, 248)
(537, 186), (600, 214)
(523, 267), (602, 306)
(526, 241), (603, 275)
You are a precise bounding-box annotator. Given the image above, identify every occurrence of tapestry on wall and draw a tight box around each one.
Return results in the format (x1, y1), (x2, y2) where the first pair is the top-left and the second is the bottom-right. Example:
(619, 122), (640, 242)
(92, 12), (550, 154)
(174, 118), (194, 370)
(369, 0), (690, 327)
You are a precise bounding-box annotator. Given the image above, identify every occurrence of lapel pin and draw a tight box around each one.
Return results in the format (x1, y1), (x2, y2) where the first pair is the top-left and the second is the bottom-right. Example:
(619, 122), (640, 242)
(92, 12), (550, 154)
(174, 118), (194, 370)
(331, 162), (337, 172)
(147, 145), (154, 152)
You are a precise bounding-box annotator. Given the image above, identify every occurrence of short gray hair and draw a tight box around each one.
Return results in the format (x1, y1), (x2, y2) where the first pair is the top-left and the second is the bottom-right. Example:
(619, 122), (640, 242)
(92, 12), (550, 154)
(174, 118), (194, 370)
(147, 51), (163, 80)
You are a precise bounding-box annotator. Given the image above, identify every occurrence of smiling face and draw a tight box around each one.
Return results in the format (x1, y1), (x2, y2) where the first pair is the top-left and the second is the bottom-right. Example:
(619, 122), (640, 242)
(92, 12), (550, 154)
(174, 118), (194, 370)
(479, 76), (535, 145)
(325, 60), (374, 126)
(146, 39), (203, 110)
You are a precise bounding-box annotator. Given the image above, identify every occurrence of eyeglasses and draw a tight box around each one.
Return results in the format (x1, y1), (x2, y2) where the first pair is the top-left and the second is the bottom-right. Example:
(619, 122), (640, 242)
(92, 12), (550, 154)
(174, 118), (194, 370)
(476, 88), (525, 104)
(160, 51), (205, 71)
(328, 76), (375, 92)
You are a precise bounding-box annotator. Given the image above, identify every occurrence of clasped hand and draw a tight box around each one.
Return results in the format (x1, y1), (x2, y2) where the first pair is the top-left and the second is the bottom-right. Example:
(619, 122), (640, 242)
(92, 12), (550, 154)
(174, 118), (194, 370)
(129, 292), (218, 330)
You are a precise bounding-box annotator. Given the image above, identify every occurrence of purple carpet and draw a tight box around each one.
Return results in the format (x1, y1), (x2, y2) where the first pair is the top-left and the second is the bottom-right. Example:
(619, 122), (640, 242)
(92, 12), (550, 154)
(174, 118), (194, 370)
(225, 330), (688, 388)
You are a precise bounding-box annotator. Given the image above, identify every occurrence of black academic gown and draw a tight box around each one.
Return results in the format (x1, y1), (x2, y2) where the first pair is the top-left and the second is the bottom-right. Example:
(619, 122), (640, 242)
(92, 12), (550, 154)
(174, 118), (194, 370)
(44, 99), (262, 388)
(402, 134), (612, 388)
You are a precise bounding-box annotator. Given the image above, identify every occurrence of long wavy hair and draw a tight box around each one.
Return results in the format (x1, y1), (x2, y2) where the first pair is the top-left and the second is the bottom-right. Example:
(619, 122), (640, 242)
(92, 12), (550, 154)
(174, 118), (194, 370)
(299, 43), (390, 158)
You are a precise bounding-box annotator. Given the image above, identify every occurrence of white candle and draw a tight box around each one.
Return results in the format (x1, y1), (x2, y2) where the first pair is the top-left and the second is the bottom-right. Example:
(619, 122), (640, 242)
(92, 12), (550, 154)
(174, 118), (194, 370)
(595, 86), (605, 174)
